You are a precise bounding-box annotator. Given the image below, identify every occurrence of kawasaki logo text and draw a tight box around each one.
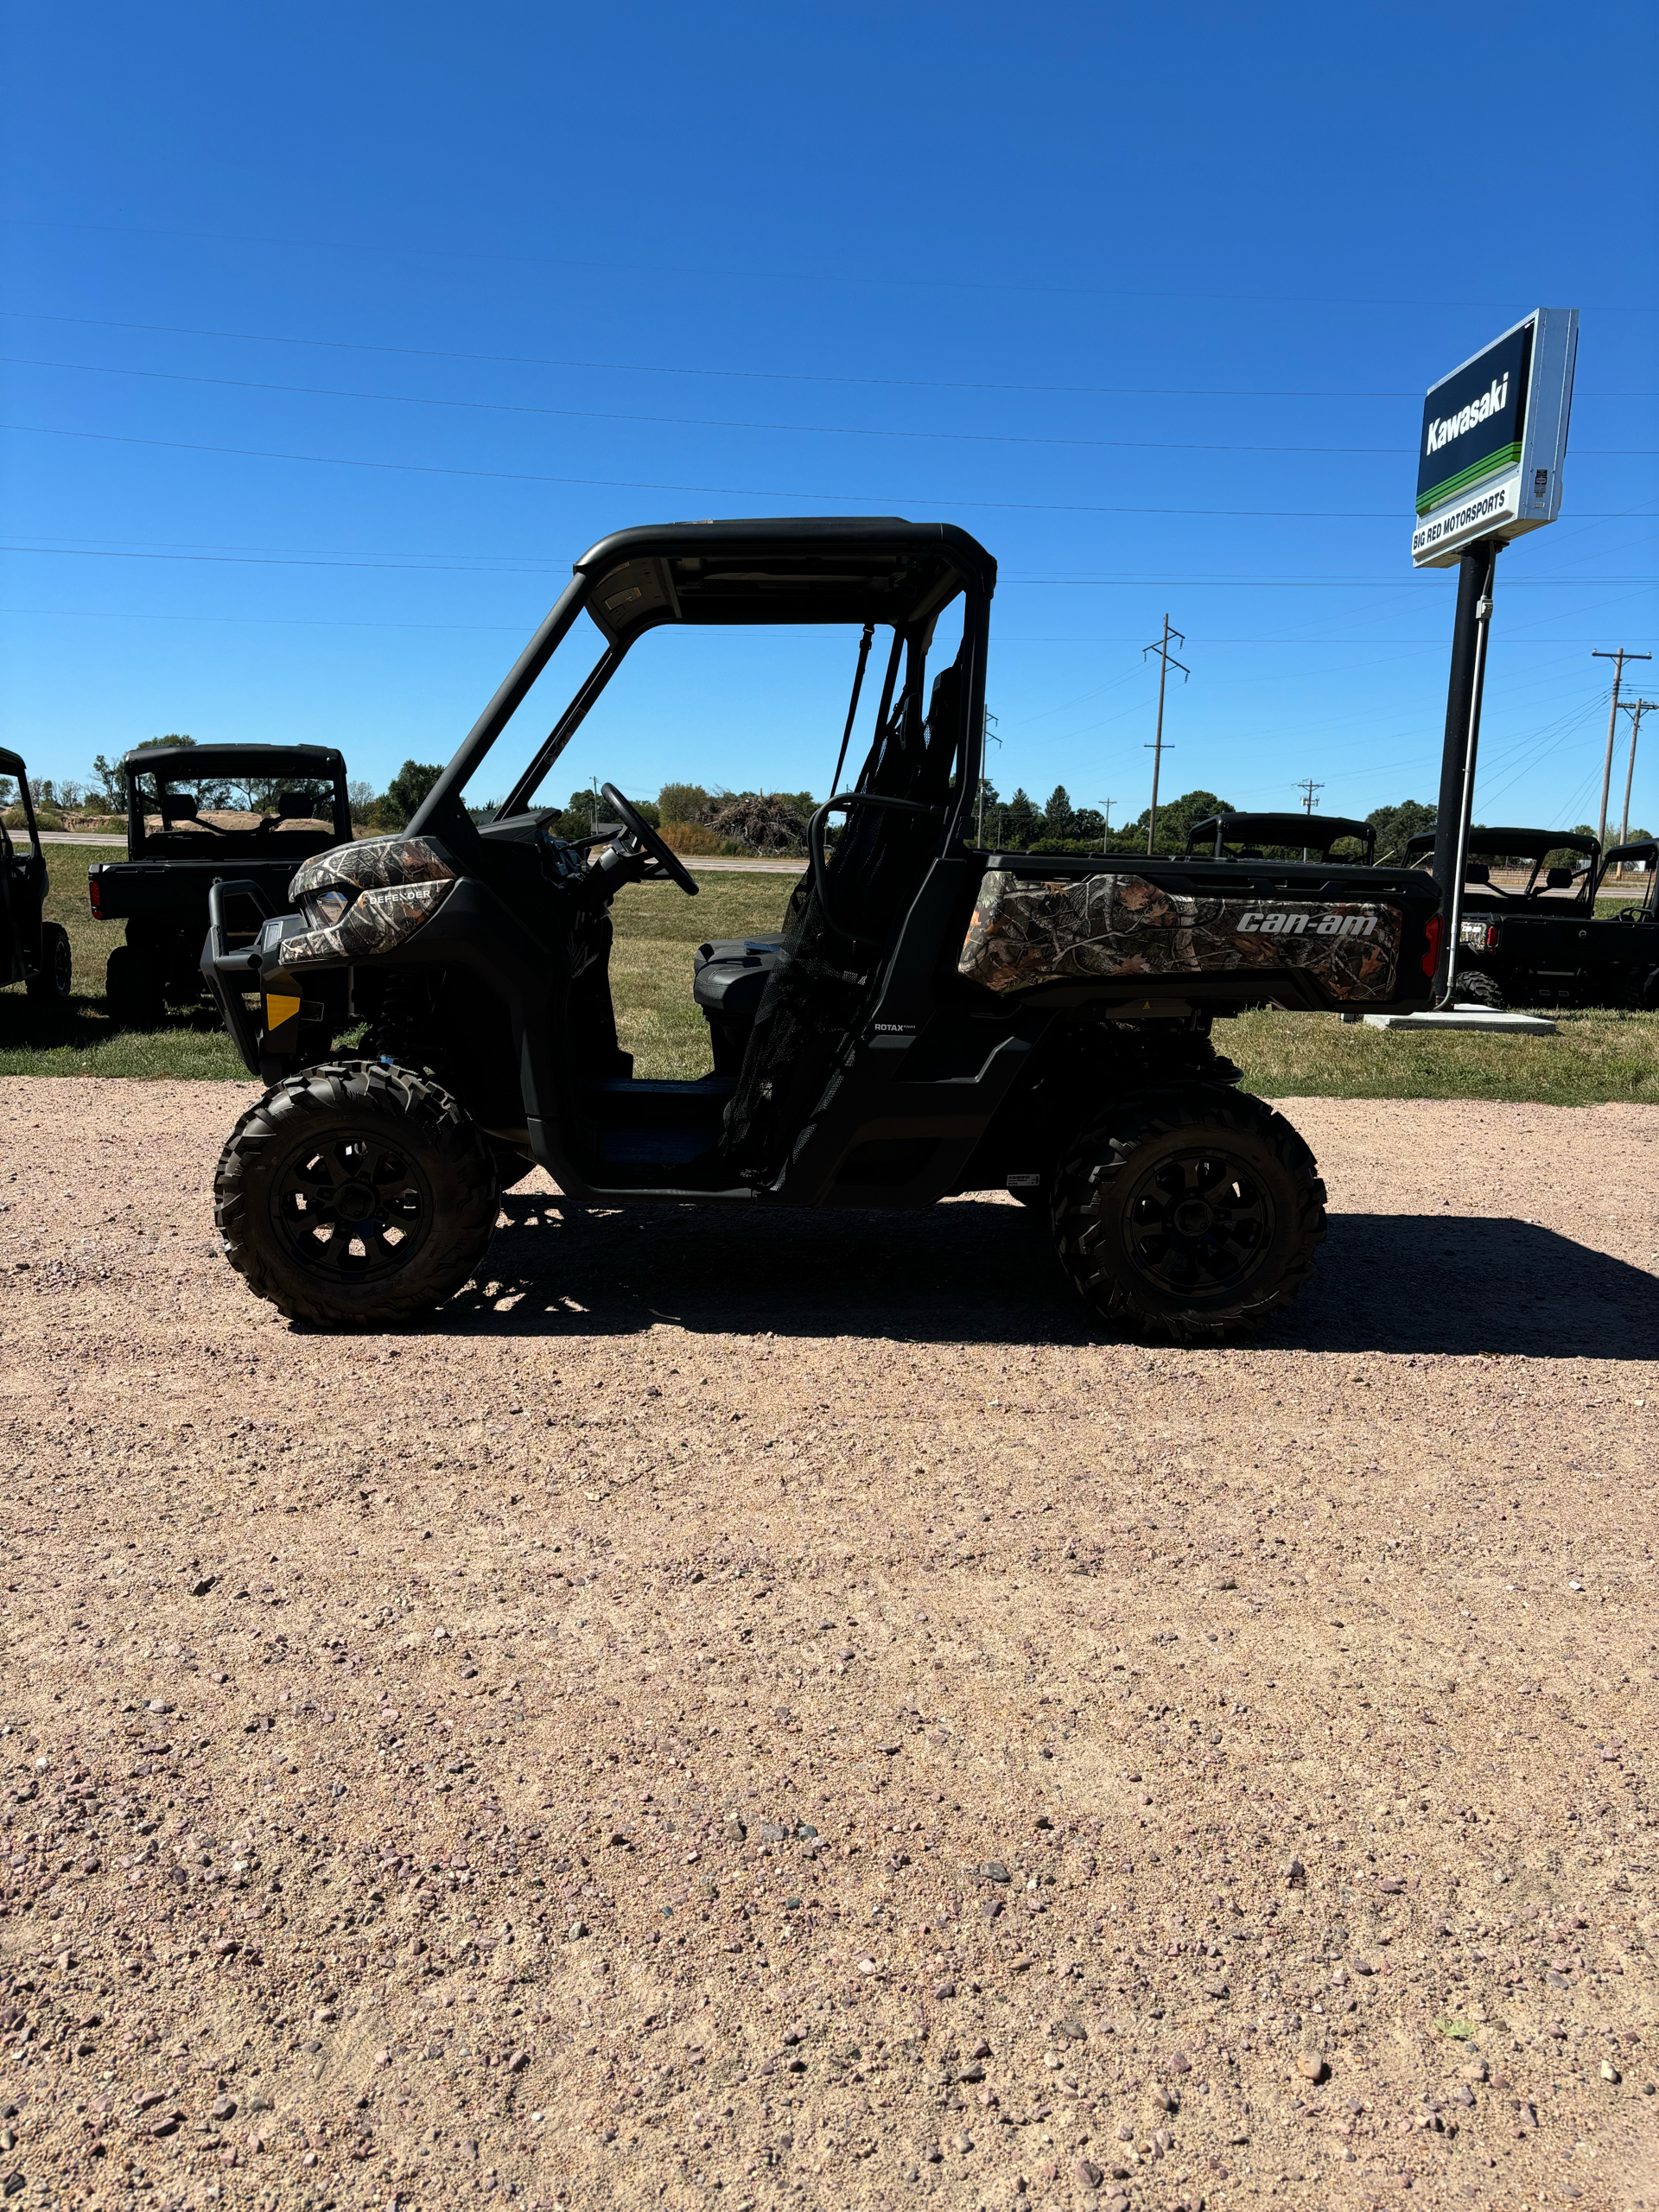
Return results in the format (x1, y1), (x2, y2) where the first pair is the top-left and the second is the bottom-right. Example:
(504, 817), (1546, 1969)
(1425, 375), (1510, 454)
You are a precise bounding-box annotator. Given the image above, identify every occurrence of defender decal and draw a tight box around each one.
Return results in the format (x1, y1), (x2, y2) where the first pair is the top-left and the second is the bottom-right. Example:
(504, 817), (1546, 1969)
(958, 871), (1401, 1001)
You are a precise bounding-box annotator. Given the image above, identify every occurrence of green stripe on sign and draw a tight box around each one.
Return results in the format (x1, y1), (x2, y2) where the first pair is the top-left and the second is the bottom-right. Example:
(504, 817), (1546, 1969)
(1416, 443), (1522, 516)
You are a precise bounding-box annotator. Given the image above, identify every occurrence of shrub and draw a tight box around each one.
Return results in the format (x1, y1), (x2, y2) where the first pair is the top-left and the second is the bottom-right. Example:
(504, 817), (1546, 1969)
(658, 782), (712, 825)
(659, 820), (722, 855)
(707, 792), (808, 855)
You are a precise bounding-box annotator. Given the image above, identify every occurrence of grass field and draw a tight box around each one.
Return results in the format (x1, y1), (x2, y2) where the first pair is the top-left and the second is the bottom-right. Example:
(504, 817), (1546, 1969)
(4, 845), (1656, 1103)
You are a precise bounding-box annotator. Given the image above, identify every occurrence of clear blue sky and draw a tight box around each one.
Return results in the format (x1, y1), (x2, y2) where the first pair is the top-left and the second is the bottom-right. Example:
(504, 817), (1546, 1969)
(3, 1), (1655, 832)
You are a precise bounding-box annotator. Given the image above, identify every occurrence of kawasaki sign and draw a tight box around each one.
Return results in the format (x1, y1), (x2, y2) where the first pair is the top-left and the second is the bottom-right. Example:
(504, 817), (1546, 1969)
(1411, 308), (1578, 568)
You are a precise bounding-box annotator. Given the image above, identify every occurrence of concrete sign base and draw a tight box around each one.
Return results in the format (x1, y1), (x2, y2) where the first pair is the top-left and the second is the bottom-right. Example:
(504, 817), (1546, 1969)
(1362, 1006), (1558, 1035)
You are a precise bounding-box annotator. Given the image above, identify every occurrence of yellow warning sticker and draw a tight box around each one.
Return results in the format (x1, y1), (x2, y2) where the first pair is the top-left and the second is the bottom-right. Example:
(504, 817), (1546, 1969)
(264, 991), (302, 1029)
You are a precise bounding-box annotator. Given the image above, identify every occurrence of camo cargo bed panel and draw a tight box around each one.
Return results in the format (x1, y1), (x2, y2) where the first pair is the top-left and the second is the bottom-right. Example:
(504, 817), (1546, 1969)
(958, 870), (1402, 1001)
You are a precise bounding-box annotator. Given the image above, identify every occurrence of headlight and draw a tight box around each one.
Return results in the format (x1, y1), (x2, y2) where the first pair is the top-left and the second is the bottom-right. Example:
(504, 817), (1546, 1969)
(303, 887), (354, 929)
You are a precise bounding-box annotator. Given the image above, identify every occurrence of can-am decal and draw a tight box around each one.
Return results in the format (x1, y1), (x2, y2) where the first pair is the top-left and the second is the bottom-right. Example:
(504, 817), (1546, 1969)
(958, 871), (1402, 1001)
(1235, 911), (1377, 937)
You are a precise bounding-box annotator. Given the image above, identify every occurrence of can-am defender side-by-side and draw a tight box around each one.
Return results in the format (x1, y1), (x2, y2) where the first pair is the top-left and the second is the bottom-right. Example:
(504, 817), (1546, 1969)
(90, 743), (353, 1028)
(201, 518), (1440, 1338)
(1404, 825), (1659, 1010)
(0, 749), (73, 1004)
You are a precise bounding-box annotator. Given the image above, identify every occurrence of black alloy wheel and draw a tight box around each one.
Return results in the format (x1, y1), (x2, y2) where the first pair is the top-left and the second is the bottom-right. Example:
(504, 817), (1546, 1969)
(272, 1130), (435, 1286)
(1117, 1146), (1274, 1299)
(1051, 1083), (1326, 1340)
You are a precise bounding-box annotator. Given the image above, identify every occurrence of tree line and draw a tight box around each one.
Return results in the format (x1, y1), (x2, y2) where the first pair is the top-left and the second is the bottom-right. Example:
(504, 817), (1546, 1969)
(3, 746), (1638, 868)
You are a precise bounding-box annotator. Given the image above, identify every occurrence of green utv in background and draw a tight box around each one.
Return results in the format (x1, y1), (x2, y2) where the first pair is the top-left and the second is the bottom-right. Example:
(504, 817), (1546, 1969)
(200, 518), (1440, 1340)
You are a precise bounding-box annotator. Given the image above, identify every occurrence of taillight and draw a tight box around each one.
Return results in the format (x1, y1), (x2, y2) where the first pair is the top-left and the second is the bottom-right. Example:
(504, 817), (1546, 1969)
(1421, 913), (1441, 976)
(88, 873), (104, 919)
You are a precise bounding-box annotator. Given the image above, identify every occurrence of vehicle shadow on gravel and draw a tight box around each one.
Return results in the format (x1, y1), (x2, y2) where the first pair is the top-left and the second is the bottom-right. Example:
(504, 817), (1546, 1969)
(428, 1195), (1656, 1357)
(1302, 1212), (1656, 1358)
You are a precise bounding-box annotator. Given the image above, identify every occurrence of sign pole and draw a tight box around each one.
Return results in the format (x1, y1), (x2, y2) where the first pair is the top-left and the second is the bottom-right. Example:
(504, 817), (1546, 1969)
(1430, 538), (1501, 1005)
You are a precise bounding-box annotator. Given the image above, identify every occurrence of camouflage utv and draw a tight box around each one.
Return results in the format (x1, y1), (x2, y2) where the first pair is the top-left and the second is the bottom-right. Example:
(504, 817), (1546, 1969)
(201, 518), (1440, 1338)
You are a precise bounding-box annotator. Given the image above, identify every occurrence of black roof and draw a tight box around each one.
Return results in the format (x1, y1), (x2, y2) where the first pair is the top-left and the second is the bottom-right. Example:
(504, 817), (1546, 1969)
(120, 743), (347, 780)
(1187, 811), (1375, 851)
(1603, 839), (1658, 867)
(0, 747), (27, 783)
(569, 517), (997, 645)
(1404, 826), (1599, 861)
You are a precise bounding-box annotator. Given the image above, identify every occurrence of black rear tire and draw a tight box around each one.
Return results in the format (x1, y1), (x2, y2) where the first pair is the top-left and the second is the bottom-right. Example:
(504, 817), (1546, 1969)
(1050, 1084), (1326, 1341)
(213, 1059), (500, 1326)
(105, 944), (165, 1029)
(1453, 966), (1506, 1011)
(27, 922), (72, 1002)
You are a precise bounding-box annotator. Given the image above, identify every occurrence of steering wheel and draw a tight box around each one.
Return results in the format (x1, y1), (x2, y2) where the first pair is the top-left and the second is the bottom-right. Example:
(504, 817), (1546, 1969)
(601, 782), (698, 896)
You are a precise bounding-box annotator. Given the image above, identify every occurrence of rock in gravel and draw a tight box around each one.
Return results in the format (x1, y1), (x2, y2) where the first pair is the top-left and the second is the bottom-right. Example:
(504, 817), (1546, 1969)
(1167, 2048), (1192, 2074)
(933, 1980), (957, 1998)
(1075, 2157), (1103, 2187)
(1298, 2052), (1329, 2081)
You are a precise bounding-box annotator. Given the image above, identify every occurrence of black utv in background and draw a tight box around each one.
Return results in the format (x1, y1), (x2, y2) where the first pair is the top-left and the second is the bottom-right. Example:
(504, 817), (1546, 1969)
(0, 748), (72, 1004)
(202, 516), (1440, 1341)
(89, 743), (353, 1027)
(1186, 813), (1377, 862)
(1405, 826), (1659, 1010)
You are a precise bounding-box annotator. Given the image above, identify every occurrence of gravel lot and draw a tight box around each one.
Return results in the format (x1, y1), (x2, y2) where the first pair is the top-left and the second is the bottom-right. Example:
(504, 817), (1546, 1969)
(1, 1079), (1656, 2212)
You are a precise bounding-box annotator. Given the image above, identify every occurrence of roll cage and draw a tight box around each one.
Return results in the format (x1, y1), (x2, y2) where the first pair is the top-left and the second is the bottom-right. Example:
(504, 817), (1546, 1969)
(405, 518), (995, 859)
(123, 743), (353, 855)
(1404, 826), (1600, 905)
(1186, 812), (1376, 861)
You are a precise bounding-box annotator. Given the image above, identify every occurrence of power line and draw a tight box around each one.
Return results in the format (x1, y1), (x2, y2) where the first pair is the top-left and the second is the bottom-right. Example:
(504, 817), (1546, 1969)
(0, 355), (1442, 457)
(3, 419), (1652, 527)
(4, 309), (1651, 402)
(5, 352), (1653, 462)
(9, 213), (1659, 315)
(0, 420), (1408, 518)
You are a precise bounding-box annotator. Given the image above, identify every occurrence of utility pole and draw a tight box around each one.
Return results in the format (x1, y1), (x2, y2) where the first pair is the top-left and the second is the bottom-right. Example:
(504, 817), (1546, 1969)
(976, 711), (1001, 847)
(1616, 696), (1656, 871)
(1101, 797), (1114, 855)
(1592, 648), (1651, 853)
(1141, 615), (1189, 855)
(1293, 777), (1324, 861)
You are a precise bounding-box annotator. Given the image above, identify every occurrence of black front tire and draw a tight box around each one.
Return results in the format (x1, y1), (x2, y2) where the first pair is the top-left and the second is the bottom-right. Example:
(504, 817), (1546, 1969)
(27, 923), (72, 1002)
(213, 1059), (500, 1326)
(1051, 1084), (1326, 1341)
(105, 944), (165, 1029)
